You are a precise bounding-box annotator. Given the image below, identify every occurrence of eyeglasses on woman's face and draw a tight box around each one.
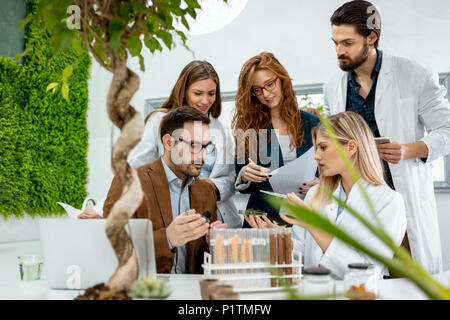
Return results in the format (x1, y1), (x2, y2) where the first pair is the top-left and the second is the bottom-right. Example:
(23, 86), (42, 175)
(251, 76), (279, 96)
(177, 137), (216, 155)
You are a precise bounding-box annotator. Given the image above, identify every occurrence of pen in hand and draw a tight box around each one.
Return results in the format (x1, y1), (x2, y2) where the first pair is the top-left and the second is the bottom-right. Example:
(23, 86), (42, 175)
(249, 158), (271, 177)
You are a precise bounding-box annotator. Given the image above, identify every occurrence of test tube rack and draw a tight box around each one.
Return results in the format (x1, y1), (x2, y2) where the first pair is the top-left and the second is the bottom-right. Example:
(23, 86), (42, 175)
(202, 228), (303, 293)
(202, 251), (303, 293)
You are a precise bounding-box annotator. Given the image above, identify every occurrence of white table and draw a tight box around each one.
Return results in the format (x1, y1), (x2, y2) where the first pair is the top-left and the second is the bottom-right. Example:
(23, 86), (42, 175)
(1, 240), (448, 300)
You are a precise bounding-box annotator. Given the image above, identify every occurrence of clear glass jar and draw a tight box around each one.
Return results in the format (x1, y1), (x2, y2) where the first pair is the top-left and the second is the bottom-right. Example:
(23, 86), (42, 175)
(344, 263), (378, 300)
(299, 267), (334, 299)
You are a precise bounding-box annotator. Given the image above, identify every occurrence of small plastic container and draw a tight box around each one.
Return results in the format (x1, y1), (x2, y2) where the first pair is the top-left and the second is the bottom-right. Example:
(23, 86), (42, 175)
(344, 263), (378, 300)
(299, 267), (334, 298)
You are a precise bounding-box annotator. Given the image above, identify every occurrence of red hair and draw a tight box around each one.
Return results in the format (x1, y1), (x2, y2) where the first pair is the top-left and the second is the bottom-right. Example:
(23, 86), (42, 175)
(232, 52), (304, 159)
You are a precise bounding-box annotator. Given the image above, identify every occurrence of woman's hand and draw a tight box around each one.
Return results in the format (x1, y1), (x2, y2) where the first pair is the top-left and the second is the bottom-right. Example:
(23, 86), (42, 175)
(243, 215), (279, 229)
(279, 192), (311, 228)
(299, 178), (319, 196)
(241, 162), (271, 184)
(287, 192), (309, 208)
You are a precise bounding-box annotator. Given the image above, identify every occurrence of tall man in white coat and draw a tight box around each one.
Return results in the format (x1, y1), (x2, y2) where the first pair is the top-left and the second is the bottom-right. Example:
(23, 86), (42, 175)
(323, 0), (450, 274)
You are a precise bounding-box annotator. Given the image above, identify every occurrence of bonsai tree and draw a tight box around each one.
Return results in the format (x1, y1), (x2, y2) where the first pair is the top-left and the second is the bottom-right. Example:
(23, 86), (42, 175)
(21, 0), (227, 295)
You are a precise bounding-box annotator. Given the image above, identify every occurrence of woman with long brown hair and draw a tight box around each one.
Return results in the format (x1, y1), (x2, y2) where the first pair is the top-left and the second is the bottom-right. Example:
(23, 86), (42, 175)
(232, 52), (319, 226)
(80, 61), (241, 228)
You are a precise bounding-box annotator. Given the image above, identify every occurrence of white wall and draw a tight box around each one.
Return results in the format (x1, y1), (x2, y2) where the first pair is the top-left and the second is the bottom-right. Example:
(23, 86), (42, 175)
(84, 0), (450, 270)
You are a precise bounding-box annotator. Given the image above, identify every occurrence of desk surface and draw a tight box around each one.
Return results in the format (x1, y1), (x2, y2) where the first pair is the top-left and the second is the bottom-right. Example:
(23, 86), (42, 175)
(0, 240), (448, 300)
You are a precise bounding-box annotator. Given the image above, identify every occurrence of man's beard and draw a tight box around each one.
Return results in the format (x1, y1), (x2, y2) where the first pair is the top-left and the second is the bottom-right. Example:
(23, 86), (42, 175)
(180, 161), (204, 178)
(338, 42), (370, 72)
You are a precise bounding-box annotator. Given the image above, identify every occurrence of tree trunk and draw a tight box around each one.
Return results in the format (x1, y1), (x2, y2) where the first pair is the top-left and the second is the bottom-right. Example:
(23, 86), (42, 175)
(104, 57), (144, 292)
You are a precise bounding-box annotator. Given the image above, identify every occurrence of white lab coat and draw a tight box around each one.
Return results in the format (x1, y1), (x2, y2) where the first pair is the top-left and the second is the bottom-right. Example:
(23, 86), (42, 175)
(128, 111), (242, 228)
(323, 52), (450, 274)
(292, 180), (407, 279)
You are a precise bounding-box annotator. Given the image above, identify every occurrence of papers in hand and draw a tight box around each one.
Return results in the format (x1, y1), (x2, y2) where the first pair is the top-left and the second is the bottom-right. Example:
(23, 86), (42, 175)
(57, 198), (95, 219)
(260, 190), (287, 199)
(268, 147), (317, 195)
(57, 202), (81, 219)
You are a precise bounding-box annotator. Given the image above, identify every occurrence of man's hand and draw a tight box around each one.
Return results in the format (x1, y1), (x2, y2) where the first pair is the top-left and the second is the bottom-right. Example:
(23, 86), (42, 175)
(378, 140), (429, 164)
(377, 141), (406, 164)
(78, 209), (101, 219)
(166, 210), (209, 248)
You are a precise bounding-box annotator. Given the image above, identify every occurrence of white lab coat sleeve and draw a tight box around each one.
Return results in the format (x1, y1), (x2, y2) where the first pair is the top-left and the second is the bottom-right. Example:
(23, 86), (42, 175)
(290, 185), (316, 253)
(322, 82), (332, 116)
(128, 112), (163, 168)
(209, 127), (236, 202)
(292, 225), (306, 254)
(94, 197), (106, 217)
(318, 191), (406, 279)
(235, 166), (252, 191)
(418, 69), (450, 163)
(209, 168), (236, 202)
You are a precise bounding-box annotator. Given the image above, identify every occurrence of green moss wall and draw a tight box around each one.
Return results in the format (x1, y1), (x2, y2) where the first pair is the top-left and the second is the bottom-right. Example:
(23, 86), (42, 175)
(0, 1), (91, 218)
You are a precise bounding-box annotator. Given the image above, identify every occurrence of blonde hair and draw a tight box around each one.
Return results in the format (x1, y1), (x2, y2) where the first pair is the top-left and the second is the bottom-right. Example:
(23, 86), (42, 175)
(310, 111), (386, 208)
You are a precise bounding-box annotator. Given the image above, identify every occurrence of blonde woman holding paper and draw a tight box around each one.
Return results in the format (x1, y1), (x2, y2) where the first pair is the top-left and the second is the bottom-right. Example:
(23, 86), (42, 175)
(246, 112), (407, 279)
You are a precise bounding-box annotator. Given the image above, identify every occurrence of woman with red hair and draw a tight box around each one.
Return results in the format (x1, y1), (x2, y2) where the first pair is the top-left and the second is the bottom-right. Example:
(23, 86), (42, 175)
(233, 52), (319, 227)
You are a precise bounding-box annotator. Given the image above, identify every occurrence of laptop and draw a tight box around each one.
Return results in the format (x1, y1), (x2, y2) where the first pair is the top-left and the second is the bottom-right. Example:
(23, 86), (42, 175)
(39, 218), (157, 290)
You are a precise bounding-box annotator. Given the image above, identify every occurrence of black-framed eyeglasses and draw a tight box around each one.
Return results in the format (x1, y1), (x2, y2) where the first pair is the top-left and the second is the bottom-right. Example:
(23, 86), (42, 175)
(177, 137), (216, 155)
(251, 76), (279, 96)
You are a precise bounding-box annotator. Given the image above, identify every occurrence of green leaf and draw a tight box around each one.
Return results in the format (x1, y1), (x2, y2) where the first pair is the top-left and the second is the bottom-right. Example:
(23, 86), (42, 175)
(144, 36), (162, 53)
(146, 18), (159, 33)
(18, 13), (33, 31)
(128, 37), (143, 57)
(132, 2), (148, 14)
(176, 31), (187, 43)
(72, 39), (85, 54)
(185, 0), (201, 9)
(92, 43), (109, 65)
(138, 55), (145, 72)
(61, 65), (74, 82)
(186, 7), (197, 19)
(109, 18), (125, 52)
(46, 82), (59, 92)
(61, 82), (69, 101)
(119, 2), (133, 16)
(158, 31), (173, 49)
(181, 16), (190, 30)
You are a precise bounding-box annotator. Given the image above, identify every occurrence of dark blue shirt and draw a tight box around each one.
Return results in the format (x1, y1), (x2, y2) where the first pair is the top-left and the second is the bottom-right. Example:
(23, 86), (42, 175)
(346, 50), (395, 190)
(346, 50), (382, 136)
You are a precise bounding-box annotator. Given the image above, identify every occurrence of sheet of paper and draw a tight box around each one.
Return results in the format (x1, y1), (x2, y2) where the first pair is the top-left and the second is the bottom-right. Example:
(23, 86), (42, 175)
(57, 202), (81, 219)
(260, 190), (287, 199)
(268, 147), (317, 195)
